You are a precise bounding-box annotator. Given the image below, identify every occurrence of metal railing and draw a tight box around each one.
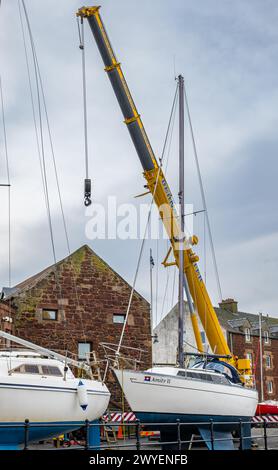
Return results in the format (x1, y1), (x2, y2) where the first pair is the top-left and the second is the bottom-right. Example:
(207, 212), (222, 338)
(0, 418), (277, 450)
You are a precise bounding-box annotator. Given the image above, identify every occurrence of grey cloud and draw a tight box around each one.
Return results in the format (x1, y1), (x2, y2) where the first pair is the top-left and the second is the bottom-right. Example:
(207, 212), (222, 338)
(0, 0), (277, 321)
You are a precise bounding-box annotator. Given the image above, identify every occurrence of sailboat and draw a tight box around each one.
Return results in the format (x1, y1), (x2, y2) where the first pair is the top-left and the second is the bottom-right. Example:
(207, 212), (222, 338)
(0, 331), (110, 449)
(74, 7), (257, 449)
(112, 75), (258, 449)
(0, 3), (110, 449)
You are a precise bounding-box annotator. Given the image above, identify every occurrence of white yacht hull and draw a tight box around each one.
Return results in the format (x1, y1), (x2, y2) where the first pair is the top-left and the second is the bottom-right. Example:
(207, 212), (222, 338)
(0, 376), (110, 448)
(113, 368), (258, 424)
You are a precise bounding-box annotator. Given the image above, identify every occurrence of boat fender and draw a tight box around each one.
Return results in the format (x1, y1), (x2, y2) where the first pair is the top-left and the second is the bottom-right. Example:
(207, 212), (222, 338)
(77, 380), (88, 411)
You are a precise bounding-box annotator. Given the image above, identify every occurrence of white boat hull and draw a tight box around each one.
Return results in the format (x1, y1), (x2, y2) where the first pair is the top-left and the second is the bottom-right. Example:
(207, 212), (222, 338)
(0, 376), (110, 448)
(113, 368), (258, 424)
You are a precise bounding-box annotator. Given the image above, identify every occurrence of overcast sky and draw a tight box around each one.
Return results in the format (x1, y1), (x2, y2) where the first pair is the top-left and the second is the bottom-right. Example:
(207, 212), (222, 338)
(0, 0), (277, 324)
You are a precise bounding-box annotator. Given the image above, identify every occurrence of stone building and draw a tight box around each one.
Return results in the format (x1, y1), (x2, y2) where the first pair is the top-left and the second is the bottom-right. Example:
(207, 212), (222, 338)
(153, 298), (278, 401)
(0, 302), (13, 348)
(0, 245), (152, 407)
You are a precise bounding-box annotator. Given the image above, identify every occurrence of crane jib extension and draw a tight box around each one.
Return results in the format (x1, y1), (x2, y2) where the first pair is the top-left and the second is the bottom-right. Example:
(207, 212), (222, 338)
(77, 6), (252, 381)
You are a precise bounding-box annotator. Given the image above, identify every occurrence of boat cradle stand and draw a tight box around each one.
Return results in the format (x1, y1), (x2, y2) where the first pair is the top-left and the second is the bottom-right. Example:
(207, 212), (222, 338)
(159, 422), (252, 450)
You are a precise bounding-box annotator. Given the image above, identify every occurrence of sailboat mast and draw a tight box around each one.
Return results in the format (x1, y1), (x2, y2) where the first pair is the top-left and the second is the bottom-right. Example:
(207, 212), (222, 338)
(149, 248), (154, 332)
(178, 74), (185, 367)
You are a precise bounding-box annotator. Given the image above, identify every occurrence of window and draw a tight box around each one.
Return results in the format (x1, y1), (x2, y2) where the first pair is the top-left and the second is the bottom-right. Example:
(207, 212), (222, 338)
(267, 380), (273, 394)
(264, 331), (270, 344)
(113, 314), (126, 324)
(24, 364), (40, 374)
(177, 370), (186, 377)
(78, 342), (91, 360)
(11, 364), (63, 376)
(42, 309), (58, 321)
(41, 365), (62, 377)
(265, 355), (272, 369)
(206, 362), (233, 380)
(245, 328), (251, 342)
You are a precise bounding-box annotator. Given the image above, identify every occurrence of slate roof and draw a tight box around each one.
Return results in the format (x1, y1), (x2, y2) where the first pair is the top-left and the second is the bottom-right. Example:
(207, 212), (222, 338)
(214, 305), (278, 335)
(158, 301), (278, 337)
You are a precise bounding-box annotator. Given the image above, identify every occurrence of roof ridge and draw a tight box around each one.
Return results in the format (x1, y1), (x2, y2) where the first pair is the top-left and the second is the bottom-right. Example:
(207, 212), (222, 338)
(4, 244), (149, 305)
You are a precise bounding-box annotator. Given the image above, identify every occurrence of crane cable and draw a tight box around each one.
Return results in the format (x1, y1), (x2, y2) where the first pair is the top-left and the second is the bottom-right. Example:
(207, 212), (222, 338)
(116, 84), (179, 359)
(184, 87), (223, 302)
(77, 17), (91, 207)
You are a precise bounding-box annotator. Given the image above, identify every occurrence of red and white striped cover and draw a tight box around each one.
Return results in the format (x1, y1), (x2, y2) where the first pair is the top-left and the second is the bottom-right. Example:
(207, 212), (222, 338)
(103, 412), (137, 423)
(252, 415), (278, 424)
(103, 413), (278, 424)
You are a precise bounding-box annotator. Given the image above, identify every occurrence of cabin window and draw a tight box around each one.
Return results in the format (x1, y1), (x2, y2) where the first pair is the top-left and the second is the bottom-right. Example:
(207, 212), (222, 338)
(113, 314), (126, 324)
(78, 342), (91, 360)
(11, 364), (63, 376)
(42, 309), (58, 321)
(41, 365), (62, 377)
(265, 355), (272, 369)
(267, 380), (273, 394)
(24, 364), (40, 374)
(177, 370), (186, 377)
(10, 365), (24, 374)
(211, 375), (229, 385)
(264, 331), (270, 344)
(245, 328), (251, 342)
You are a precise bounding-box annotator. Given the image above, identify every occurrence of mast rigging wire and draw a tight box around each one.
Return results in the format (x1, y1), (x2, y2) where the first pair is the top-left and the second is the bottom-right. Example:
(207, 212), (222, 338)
(21, 0), (57, 266)
(184, 87), (223, 302)
(0, 76), (11, 287)
(19, 0), (71, 255)
(116, 85), (179, 357)
(18, 1), (47, 211)
(20, 1), (87, 346)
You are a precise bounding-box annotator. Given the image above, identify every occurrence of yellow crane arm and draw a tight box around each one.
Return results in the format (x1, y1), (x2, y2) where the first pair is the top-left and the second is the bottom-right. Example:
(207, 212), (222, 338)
(77, 6), (251, 377)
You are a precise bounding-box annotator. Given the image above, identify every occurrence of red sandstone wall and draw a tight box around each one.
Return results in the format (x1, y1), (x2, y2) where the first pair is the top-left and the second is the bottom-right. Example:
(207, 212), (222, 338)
(10, 246), (152, 407)
(229, 332), (278, 401)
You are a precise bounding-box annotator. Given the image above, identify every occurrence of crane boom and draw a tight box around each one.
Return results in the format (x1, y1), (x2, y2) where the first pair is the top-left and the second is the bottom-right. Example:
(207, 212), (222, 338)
(77, 6), (251, 379)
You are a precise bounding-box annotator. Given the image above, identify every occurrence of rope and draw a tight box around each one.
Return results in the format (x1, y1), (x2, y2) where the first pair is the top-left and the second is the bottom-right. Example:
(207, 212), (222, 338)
(184, 86), (223, 302)
(0, 76), (11, 287)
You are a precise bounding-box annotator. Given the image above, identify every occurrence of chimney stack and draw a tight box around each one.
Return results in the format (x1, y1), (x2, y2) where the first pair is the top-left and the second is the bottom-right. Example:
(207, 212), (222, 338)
(219, 298), (238, 314)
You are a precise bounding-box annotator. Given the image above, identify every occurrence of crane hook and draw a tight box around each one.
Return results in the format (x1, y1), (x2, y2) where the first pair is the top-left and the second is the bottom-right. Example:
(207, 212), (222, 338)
(84, 178), (92, 206)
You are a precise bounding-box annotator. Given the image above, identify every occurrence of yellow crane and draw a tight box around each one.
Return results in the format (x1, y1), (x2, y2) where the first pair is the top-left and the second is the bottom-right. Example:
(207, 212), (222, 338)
(77, 6), (252, 383)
